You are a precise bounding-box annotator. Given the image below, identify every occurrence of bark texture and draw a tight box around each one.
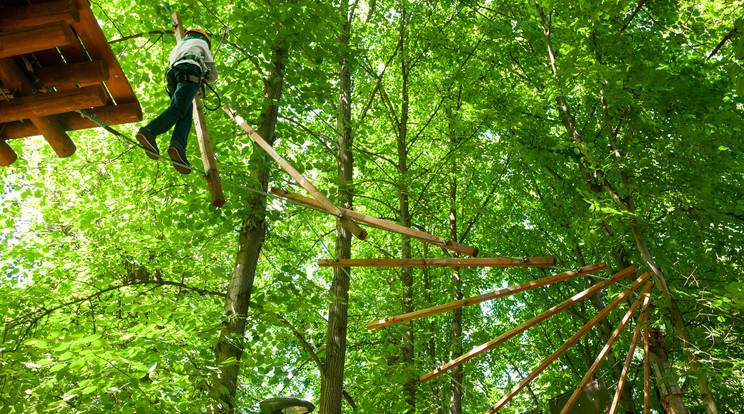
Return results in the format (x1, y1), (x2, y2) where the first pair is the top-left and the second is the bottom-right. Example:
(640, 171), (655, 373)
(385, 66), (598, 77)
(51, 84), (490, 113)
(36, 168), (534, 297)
(209, 42), (288, 414)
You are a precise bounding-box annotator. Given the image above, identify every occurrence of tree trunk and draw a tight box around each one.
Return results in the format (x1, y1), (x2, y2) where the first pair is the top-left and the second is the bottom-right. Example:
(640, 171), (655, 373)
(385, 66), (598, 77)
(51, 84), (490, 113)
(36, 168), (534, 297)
(210, 42), (288, 414)
(397, 11), (415, 409)
(448, 173), (463, 414)
(648, 330), (688, 414)
(319, 4), (354, 413)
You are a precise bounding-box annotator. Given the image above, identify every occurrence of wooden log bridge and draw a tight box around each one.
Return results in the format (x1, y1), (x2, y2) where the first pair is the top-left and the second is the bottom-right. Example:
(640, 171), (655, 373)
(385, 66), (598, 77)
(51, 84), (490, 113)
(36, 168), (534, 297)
(319, 257), (555, 268)
(0, 0), (142, 167)
(271, 188), (479, 257)
(223, 106), (367, 240)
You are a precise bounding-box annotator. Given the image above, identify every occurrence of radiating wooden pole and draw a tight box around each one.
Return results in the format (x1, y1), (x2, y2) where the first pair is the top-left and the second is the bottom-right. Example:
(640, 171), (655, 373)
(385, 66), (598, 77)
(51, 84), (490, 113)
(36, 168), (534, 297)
(561, 282), (654, 414)
(224, 106), (367, 239)
(370, 262), (606, 330)
(420, 266), (635, 383)
(172, 13), (225, 207)
(609, 294), (651, 414)
(484, 272), (651, 414)
(272, 187), (478, 256)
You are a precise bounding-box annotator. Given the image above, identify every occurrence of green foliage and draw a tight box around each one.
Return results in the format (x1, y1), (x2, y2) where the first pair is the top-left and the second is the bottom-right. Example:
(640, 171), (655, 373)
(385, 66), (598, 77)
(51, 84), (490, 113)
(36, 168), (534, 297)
(1, 0), (743, 413)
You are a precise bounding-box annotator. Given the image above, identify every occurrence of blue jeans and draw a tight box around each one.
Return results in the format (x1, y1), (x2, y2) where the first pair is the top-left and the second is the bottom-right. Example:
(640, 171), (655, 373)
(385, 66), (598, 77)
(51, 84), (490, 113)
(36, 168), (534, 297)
(144, 63), (200, 148)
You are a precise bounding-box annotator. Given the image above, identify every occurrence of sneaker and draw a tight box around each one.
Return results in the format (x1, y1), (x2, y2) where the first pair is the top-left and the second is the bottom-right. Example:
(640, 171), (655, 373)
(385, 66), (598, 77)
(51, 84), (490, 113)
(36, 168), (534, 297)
(167, 143), (191, 175)
(136, 128), (159, 160)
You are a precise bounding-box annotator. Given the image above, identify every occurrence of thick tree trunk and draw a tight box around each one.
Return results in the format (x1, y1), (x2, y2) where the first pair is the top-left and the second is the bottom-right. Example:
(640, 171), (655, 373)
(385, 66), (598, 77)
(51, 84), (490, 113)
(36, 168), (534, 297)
(648, 330), (688, 414)
(209, 43), (288, 414)
(319, 5), (354, 413)
(448, 174), (463, 414)
(398, 21), (415, 411)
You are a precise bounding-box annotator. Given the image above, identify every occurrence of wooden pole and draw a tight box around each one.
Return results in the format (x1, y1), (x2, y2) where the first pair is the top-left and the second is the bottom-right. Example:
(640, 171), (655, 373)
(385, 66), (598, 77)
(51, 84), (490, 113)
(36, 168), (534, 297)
(609, 296), (651, 414)
(35, 60), (109, 88)
(420, 265), (635, 383)
(0, 58), (76, 158)
(0, 139), (17, 166)
(2, 103), (142, 139)
(0, 0), (79, 32)
(172, 13), (225, 207)
(484, 272), (651, 414)
(0, 21), (76, 58)
(271, 187), (478, 256)
(0, 85), (107, 123)
(319, 257), (555, 268)
(370, 262), (606, 330)
(561, 282), (654, 414)
(224, 106), (368, 240)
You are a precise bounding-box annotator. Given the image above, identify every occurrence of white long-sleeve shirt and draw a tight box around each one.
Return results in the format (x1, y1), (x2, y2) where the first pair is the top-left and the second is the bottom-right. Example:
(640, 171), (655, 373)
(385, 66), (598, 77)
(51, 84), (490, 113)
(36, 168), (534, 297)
(169, 37), (218, 83)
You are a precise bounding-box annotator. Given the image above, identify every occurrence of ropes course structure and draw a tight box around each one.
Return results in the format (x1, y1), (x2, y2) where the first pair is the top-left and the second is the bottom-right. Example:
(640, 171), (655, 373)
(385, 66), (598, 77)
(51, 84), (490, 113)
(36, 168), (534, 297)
(1, 1), (660, 413)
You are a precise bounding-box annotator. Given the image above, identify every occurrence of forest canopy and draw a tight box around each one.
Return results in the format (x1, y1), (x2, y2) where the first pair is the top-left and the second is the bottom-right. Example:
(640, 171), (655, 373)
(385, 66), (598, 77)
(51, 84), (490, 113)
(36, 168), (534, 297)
(1, 0), (743, 413)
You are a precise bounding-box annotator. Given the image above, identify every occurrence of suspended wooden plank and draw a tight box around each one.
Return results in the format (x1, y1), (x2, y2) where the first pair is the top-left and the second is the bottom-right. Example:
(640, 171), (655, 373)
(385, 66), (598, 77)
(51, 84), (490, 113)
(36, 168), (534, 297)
(35, 60), (109, 88)
(484, 272), (651, 414)
(0, 139), (17, 166)
(225, 107), (368, 239)
(609, 301), (650, 414)
(320, 257), (554, 268)
(271, 187), (478, 256)
(420, 265), (635, 383)
(0, 0), (79, 32)
(0, 57), (76, 159)
(561, 281), (653, 414)
(0, 85), (107, 124)
(0, 21), (76, 58)
(369, 262), (606, 330)
(1, 103), (142, 139)
(171, 13), (225, 208)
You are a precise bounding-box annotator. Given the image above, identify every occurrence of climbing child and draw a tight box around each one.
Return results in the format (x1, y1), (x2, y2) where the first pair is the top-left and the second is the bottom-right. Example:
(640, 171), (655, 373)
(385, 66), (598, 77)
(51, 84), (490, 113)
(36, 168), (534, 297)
(136, 28), (218, 174)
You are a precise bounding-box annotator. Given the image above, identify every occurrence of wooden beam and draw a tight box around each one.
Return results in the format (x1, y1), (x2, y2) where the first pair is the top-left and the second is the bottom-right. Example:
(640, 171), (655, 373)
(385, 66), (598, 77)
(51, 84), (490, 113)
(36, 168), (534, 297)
(369, 262), (606, 330)
(561, 282), (653, 414)
(225, 107), (368, 240)
(609, 303), (650, 414)
(0, 21), (76, 58)
(420, 266), (635, 383)
(172, 13), (225, 208)
(0, 57), (76, 158)
(321, 257), (555, 268)
(271, 187), (478, 256)
(0, 85), (107, 124)
(0, 139), (18, 166)
(0, 0), (79, 32)
(35, 60), (109, 88)
(70, 0), (138, 104)
(1, 103), (142, 139)
(484, 273), (651, 414)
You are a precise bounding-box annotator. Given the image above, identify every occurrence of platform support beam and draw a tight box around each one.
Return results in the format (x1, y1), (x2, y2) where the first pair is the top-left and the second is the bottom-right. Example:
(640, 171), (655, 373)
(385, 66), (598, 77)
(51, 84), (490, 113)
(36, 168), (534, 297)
(0, 85), (107, 124)
(0, 0), (79, 32)
(0, 57), (76, 160)
(35, 60), (109, 88)
(0, 21), (76, 58)
(0, 139), (18, 166)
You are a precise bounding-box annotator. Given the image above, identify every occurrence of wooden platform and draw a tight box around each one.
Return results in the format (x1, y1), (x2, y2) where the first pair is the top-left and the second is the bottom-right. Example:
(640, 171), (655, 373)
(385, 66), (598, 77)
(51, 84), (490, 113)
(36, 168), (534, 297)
(0, 0), (142, 166)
